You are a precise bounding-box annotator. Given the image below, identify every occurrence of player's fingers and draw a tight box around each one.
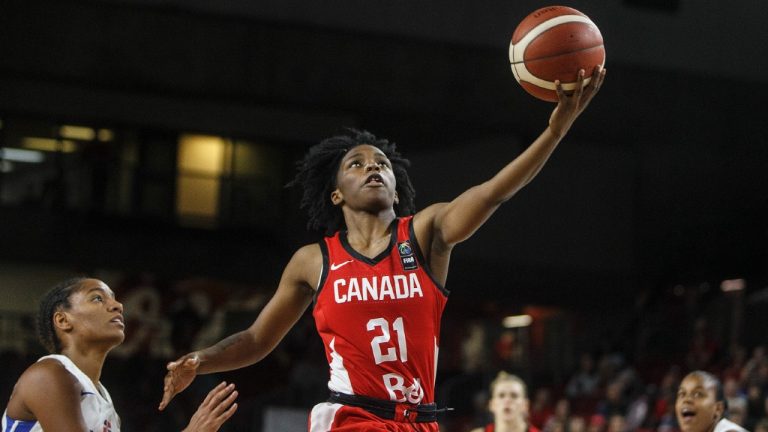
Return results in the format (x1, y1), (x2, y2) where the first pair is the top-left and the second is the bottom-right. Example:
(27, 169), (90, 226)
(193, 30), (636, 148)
(201, 381), (228, 407)
(159, 373), (177, 410)
(159, 386), (175, 410)
(581, 67), (606, 108)
(573, 69), (586, 99)
(209, 382), (235, 408)
(595, 67), (607, 91)
(211, 384), (238, 415)
(587, 66), (602, 91)
(216, 388), (238, 412)
(554, 79), (566, 101)
(217, 401), (238, 423)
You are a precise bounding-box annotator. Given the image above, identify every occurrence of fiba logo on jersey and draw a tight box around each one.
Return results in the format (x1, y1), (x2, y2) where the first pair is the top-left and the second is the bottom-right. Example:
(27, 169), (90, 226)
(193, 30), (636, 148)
(397, 241), (418, 271)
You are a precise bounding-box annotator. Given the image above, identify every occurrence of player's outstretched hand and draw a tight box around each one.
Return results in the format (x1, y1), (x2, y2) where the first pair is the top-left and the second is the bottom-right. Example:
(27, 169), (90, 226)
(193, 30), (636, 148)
(159, 352), (201, 410)
(182, 381), (239, 432)
(548, 65), (606, 137)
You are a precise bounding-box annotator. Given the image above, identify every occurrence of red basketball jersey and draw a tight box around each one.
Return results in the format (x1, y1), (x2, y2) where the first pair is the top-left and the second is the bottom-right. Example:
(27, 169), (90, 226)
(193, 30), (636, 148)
(313, 216), (448, 404)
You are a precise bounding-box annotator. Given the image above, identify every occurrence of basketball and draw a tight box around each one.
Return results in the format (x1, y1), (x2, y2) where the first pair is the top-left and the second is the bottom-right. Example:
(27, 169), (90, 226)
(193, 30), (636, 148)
(509, 6), (605, 102)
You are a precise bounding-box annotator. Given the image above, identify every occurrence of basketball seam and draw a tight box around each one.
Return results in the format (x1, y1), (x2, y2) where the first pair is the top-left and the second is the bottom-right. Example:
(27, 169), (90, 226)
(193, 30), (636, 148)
(510, 44), (605, 65)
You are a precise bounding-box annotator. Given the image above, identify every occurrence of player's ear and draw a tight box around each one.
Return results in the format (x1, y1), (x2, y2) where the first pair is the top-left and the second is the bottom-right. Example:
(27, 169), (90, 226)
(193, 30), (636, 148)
(394, 190), (399, 205)
(331, 189), (343, 206)
(53, 310), (73, 332)
(714, 401), (725, 419)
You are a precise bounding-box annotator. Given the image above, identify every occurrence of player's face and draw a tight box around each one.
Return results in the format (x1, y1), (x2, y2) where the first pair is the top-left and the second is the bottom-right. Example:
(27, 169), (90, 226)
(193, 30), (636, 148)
(61, 279), (125, 348)
(333, 144), (397, 210)
(490, 380), (528, 423)
(675, 374), (723, 432)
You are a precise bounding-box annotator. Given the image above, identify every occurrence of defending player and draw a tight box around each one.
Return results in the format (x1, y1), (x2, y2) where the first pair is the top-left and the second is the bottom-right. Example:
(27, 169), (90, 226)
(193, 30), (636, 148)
(159, 66), (606, 431)
(2, 277), (238, 432)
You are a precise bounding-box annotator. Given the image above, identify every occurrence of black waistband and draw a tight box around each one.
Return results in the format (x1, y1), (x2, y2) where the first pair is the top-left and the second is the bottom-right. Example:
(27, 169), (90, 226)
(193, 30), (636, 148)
(328, 391), (448, 423)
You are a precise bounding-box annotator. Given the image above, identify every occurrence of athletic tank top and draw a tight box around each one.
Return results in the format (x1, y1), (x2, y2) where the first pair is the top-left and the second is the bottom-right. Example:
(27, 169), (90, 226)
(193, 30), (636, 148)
(714, 418), (748, 432)
(313, 216), (449, 404)
(2, 354), (120, 432)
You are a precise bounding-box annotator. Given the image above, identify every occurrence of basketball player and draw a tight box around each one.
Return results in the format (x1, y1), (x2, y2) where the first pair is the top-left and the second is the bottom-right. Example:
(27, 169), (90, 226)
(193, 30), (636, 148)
(2, 277), (238, 432)
(471, 372), (540, 432)
(159, 66), (606, 431)
(676, 371), (748, 432)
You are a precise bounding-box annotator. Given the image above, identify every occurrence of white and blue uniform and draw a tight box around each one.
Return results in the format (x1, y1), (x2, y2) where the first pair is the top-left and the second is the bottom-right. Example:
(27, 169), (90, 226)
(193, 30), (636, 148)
(2, 354), (120, 432)
(714, 418), (748, 432)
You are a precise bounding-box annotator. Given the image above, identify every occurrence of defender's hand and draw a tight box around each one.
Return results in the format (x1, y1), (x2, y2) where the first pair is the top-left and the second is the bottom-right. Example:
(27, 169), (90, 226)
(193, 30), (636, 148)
(182, 381), (238, 432)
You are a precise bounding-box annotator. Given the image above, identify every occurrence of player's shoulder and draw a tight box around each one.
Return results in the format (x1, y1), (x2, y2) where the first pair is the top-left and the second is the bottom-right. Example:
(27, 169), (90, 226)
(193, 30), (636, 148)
(285, 243), (323, 287)
(293, 243), (322, 261)
(16, 358), (81, 398)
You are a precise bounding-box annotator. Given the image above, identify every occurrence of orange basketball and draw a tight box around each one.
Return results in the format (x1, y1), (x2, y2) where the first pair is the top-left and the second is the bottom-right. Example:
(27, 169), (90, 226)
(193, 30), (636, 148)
(509, 6), (605, 102)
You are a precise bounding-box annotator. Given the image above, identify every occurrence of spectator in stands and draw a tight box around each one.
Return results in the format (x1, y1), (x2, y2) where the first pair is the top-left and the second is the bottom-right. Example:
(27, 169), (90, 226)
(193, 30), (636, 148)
(566, 352), (600, 399)
(597, 380), (628, 418)
(605, 413), (627, 432)
(543, 398), (571, 432)
(530, 387), (554, 430)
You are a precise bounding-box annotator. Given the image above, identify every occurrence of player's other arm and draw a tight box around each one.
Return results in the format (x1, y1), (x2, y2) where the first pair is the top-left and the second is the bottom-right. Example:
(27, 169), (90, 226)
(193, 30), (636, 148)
(198, 246), (316, 372)
(428, 66), (606, 249)
(160, 244), (319, 409)
(11, 359), (89, 431)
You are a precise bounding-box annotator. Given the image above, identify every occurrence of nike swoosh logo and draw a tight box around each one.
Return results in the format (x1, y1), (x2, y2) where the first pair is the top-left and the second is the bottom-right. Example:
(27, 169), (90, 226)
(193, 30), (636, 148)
(81, 391), (95, 396)
(330, 260), (354, 271)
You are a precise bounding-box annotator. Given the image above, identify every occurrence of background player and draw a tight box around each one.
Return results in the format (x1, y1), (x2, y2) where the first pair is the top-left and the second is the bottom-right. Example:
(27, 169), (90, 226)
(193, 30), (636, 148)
(159, 66), (606, 431)
(676, 370), (748, 432)
(2, 277), (238, 432)
(471, 372), (540, 432)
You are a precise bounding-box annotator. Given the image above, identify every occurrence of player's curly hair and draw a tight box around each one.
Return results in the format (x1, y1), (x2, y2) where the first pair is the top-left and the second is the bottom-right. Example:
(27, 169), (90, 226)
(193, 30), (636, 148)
(36, 277), (87, 353)
(288, 128), (416, 235)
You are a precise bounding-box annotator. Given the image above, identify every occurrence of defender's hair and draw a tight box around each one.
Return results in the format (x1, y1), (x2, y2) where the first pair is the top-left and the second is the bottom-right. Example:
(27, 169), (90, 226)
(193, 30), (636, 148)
(288, 128), (416, 235)
(36, 277), (88, 353)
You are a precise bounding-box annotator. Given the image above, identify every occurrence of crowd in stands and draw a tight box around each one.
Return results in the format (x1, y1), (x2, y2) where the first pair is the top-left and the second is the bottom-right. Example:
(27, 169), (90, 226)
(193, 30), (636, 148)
(461, 335), (767, 432)
(2, 273), (766, 431)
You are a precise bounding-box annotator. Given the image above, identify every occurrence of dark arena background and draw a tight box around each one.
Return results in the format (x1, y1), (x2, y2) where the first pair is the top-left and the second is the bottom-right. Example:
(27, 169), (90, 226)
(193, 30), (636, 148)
(1, 0), (767, 431)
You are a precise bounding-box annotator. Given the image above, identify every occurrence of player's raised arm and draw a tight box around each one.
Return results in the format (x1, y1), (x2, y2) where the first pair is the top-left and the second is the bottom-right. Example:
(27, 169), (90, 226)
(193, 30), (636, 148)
(160, 244), (319, 410)
(426, 66), (606, 251)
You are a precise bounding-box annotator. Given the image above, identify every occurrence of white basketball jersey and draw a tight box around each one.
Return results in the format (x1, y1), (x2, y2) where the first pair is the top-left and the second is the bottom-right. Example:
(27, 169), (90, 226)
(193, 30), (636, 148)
(2, 354), (120, 432)
(714, 418), (748, 432)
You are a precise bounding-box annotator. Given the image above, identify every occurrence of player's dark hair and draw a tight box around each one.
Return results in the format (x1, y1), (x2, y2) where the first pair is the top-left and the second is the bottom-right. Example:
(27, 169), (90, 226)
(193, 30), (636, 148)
(36, 277), (88, 353)
(288, 128), (415, 235)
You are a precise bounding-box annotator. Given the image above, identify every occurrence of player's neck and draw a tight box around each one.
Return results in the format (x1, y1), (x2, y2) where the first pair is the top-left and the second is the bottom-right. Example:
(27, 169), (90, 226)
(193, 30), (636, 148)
(344, 210), (395, 241)
(344, 211), (396, 256)
(60, 345), (109, 385)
